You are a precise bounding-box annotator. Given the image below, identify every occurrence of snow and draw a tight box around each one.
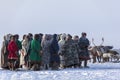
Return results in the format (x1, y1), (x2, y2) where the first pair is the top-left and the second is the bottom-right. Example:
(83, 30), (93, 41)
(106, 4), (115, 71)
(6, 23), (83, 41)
(0, 62), (120, 80)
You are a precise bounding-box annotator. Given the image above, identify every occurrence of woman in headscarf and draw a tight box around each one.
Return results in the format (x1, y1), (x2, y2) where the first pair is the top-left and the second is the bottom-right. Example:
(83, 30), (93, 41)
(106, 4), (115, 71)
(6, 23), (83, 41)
(50, 34), (60, 70)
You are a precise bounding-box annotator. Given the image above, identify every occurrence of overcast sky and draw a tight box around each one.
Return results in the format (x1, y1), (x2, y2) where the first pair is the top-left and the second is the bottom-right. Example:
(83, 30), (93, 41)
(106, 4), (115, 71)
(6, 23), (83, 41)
(0, 0), (120, 49)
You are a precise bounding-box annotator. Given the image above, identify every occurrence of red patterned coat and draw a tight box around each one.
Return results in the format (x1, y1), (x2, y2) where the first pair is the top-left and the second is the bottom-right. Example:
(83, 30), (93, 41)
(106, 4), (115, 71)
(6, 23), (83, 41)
(8, 41), (18, 59)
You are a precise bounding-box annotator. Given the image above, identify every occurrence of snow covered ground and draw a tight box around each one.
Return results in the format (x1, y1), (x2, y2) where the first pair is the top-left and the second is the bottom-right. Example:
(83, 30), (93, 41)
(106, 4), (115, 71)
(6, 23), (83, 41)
(0, 62), (120, 80)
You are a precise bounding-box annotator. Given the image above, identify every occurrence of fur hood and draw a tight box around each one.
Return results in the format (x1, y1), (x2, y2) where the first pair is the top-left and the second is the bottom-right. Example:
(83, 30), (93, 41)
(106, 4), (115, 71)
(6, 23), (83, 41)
(60, 33), (66, 41)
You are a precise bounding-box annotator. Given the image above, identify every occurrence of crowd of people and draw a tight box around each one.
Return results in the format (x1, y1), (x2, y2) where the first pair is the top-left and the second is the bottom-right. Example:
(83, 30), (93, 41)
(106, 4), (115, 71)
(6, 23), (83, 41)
(1, 32), (90, 71)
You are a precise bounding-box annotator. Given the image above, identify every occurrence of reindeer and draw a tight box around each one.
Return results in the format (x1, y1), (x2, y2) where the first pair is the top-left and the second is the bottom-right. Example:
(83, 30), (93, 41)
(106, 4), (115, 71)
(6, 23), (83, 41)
(89, 38), (105, 63)
(89, 38), (114, 63)
(105, 49), (119, 62)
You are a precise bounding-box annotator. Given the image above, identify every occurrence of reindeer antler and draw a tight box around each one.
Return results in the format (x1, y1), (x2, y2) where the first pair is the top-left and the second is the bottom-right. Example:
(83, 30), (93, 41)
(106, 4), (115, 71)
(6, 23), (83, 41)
(100, 37), (104, 46)
(92, 37), (104, 46)
(92, 38), (96, 46)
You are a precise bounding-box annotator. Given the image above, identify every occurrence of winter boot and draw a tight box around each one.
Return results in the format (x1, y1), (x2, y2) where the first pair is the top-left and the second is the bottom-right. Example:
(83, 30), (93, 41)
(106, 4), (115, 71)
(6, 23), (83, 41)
(84, 60), (89, 68)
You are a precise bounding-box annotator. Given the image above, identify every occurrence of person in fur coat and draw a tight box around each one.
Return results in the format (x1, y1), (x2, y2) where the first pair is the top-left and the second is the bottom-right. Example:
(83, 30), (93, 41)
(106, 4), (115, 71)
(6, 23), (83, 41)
(78, 32), (90, 68)
(1, 35), (9, 69)
(29, 34), (42, 70)
(41, 34), (52, 70)
(50, 34), (60, 70)
(7, 35), (18, 70)
(20, 35), (30, 69)
(61, 34), (78, 68)
(58, 33), (66, 69)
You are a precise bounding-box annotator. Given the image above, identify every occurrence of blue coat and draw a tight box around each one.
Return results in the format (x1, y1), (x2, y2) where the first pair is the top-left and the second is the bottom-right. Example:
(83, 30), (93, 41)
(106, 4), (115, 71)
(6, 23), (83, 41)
(50, 34), (60, 63)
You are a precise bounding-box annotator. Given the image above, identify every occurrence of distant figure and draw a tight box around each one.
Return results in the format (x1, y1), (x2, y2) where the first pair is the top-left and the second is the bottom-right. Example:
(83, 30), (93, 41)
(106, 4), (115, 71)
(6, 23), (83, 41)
(73, 35), (80, 68)
(58, 33), (66, 68)
(20, 35), (30, 69)
(27, 33), (33, 69)
(41, 34), (52, 70)
(1, 35), (9, 69)
(15, 34), (22, 51)
(78, 32), (90, 68)
(7, 35), (18, 70)
(15, 34), (22, 68)
(50, 34), (60, 70)
(61, 34), (79, 68)
(29, 34), (42, 70)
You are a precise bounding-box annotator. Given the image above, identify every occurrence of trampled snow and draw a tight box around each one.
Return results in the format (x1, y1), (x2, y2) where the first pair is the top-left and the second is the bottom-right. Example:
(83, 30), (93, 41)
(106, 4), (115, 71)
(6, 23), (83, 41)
(0, 62), (120, 80)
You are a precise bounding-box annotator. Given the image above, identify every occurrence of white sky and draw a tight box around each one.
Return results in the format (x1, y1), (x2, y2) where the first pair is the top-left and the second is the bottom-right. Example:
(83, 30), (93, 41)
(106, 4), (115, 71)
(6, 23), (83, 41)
(0, 0), (120, 49)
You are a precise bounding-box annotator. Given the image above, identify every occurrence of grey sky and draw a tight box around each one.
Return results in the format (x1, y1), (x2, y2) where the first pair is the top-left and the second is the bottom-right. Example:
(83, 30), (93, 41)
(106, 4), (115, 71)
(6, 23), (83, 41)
(0, 0), (120, 48)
